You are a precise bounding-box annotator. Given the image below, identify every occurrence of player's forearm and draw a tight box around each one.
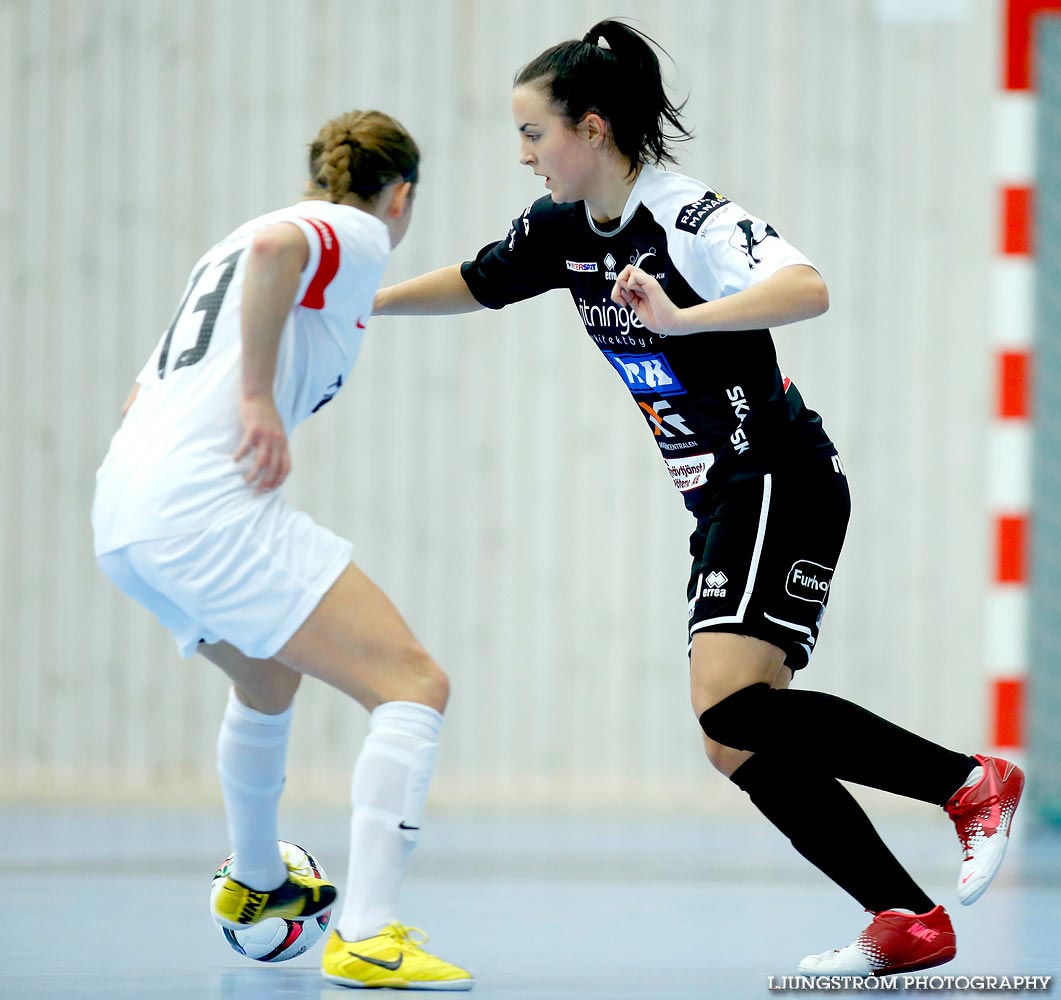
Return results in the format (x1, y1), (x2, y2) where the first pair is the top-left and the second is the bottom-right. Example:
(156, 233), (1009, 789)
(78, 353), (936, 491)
(240, 230), (305, 398)
(675, 264), (828, 335)
(374, 264), (482, 316)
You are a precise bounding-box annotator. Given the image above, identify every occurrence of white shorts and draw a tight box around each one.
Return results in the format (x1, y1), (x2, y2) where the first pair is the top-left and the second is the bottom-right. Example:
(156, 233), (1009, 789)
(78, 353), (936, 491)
(96, 493), (353, 659)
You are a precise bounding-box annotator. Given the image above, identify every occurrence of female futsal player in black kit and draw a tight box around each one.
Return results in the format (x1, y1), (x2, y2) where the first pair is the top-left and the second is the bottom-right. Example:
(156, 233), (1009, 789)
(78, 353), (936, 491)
(375, 20), (1024, 976)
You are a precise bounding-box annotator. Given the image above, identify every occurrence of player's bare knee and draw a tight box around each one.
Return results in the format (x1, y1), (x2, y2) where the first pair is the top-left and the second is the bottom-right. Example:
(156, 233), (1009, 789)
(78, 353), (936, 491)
(235, 683), (298, 716)
(396, 646), (450, 712)
(417, 657), (450, 712)
(701, 734), (750, 777)
(690, 670), (735, 720)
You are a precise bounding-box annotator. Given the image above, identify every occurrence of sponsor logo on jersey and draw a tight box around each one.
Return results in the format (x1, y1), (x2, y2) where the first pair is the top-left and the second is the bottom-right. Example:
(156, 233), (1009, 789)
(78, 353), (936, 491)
(786, 560), (834, 604)
(628, 247), (666, 280)
(631, 246), (656, 268)
(665, 453), (714, 492)
(730, 218), (779, 269)
(603, 351), (685, 396)
(578, 297), (646, 336)
(675, 190), (729, 235)
(638, 398), (693, 438)
(566, 260), (599, 272)
(506, 205), (532, 252)
(726, 385), (752, 454)
(659, 439), (700, 453)
(590, 332), (655, 348)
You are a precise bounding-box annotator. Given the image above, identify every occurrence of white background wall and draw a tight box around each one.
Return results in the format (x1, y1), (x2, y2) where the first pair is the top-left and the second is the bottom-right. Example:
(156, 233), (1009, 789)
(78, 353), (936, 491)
(0, 0), (996, 808)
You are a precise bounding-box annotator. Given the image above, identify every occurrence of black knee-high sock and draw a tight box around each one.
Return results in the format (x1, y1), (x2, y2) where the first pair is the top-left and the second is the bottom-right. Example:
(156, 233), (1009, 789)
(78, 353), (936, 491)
(700, 684), (977, 806)
(731, 753), (935, 914)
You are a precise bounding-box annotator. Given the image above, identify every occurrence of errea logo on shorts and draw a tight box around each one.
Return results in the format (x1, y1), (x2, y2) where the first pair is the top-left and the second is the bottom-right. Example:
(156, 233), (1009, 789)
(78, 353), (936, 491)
(787, 560), (834, 603)
(702, 571), (728, 597)
(692, 570), (728, 607)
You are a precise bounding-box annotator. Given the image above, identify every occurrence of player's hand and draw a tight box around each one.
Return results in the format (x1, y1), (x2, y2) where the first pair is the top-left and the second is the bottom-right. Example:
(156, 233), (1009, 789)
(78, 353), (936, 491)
(611, 264), (685, 336)
(234, 394), (291, 492)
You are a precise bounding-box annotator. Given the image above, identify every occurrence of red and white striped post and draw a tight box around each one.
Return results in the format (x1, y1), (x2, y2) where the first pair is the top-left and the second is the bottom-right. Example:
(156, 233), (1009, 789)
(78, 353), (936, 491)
(989, 1), (1061, 752)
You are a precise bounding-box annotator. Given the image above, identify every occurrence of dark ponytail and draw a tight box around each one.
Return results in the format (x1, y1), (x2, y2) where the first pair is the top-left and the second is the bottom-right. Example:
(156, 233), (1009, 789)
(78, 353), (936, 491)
(514, 19), (691, 175)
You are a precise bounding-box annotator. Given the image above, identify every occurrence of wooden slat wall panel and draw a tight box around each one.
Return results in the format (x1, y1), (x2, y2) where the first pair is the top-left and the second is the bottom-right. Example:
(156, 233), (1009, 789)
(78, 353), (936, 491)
(0, 0), (994, 806)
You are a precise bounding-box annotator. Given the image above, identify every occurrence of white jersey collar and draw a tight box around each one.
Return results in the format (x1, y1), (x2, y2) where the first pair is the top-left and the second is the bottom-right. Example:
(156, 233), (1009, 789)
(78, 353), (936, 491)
(583, 163), (662, 237)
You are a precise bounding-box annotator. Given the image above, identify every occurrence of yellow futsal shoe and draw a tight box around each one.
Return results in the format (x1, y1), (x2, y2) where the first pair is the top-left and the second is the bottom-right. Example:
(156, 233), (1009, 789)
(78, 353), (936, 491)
(321, 922), (474, 990)
(212, 865), (337, 930)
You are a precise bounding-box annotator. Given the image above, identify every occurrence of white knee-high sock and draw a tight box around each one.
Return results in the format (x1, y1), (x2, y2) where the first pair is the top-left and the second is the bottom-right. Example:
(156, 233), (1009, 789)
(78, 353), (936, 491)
(216, 688), (291, 891)
(337, 700), (443, 941)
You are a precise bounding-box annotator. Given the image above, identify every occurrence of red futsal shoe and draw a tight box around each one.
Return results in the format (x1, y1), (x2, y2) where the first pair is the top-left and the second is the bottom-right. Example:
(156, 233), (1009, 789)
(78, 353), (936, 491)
(945, 754), (1025, 905)
(798, 905), (956, 977)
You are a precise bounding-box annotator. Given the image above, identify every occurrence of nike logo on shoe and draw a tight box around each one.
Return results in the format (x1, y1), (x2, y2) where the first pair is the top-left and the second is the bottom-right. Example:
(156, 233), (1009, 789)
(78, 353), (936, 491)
(961, 872), (976, 884)
(907, 922), (941, 942)
(398, 822), (420, 831)
(348, 950), (404, 971)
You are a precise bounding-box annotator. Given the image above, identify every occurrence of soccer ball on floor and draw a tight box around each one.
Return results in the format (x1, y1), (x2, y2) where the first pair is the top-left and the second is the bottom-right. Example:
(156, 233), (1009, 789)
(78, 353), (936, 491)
(210, 840), (333, 963)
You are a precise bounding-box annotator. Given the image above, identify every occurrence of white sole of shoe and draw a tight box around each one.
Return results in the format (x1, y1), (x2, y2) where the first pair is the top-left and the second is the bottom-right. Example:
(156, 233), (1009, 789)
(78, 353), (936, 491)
(798, 943), (873, 977)
(958, 833), (1010, 905)
(321, 973), (474, 990)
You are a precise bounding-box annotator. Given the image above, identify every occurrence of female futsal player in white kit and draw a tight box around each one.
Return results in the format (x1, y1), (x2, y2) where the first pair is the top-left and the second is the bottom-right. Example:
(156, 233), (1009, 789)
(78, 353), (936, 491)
(92, 109), (472, 991)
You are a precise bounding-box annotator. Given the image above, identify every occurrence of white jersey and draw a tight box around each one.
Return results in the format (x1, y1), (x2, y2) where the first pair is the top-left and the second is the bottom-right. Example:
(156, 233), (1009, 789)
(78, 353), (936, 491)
(93, 200), (389, 554)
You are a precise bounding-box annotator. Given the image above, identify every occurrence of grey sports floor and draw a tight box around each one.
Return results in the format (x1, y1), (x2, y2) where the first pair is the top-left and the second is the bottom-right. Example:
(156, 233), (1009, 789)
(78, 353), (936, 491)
(5, 805), (1060, 999)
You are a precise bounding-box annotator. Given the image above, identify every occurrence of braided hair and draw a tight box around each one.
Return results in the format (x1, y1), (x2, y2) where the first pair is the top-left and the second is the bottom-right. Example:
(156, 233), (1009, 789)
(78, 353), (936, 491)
(307, 110), (419, 203)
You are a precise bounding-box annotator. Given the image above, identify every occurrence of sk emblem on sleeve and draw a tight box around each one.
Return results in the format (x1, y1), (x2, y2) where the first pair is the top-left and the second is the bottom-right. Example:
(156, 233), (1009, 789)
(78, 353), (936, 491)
(730, 218), (779, 268)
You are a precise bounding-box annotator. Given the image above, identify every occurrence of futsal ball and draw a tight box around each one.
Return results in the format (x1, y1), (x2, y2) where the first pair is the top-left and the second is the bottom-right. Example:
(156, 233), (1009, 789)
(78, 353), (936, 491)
(210, 841), (333, 963)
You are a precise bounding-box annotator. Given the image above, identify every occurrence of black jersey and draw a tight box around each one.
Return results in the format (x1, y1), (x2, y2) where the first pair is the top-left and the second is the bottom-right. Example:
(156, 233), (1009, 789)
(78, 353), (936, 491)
(460, 165), (836, 516)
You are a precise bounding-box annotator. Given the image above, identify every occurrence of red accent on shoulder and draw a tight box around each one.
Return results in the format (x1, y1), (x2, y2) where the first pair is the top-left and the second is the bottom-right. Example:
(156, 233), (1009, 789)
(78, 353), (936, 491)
(781, 375), (792, 393)
(299, 218), (340, 310)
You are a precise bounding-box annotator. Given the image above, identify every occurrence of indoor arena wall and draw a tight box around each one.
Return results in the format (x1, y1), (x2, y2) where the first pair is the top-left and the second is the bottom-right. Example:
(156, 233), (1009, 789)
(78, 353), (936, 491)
(0, 0), (996, 807)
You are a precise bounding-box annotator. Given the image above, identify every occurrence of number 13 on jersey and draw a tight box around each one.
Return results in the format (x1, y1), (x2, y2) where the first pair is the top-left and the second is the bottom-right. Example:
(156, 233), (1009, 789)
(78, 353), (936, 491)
(158, 249), (244, 379)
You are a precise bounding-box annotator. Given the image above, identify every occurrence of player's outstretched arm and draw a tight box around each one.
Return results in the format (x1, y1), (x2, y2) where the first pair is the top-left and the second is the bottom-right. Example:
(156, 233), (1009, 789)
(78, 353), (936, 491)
(612, 263), (828, 337)
(374, 264), (483, 316)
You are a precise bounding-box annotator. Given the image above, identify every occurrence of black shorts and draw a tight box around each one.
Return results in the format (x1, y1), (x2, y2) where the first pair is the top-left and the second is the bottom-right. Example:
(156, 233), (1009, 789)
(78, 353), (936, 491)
(686, 455), (851, 670)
